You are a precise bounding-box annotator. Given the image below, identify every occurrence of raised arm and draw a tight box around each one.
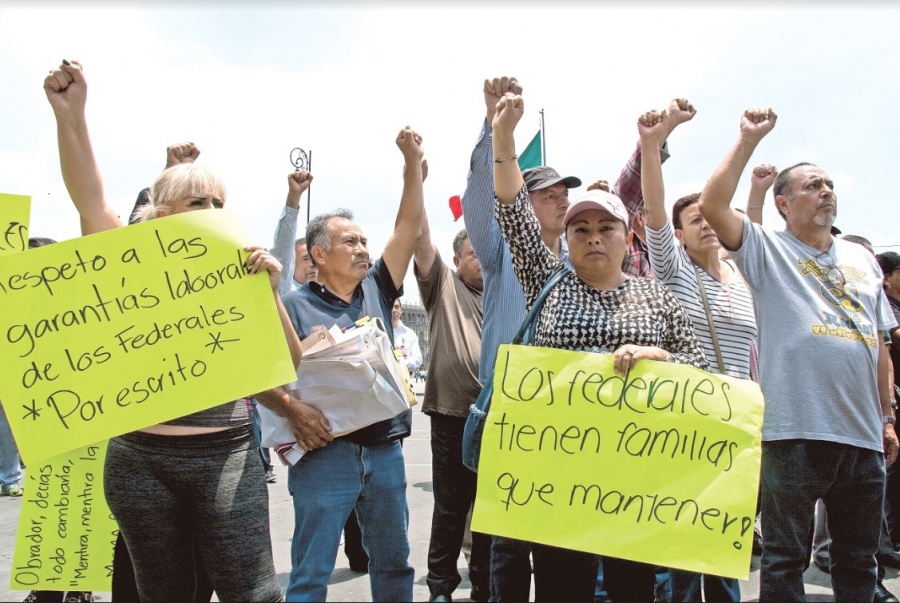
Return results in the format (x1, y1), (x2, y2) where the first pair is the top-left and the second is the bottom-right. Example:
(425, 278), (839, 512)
(638, 109), (671, 231)
(381, 127), (425, 289)
(492, 93), (525, 204)
(461, 76), (522, 268)
(612, 98), (695, 226)
(413, 163), (438, 276)
(699, 108), (777, 250)
(271, 170), (313, 295)
(746, 163), (777, 225)
(44, 60), (122, 235)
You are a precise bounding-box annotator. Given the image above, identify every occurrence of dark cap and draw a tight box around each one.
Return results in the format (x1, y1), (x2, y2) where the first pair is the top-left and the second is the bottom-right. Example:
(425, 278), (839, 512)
(877, 251), (900, 275)
(522, 166), (581, 193)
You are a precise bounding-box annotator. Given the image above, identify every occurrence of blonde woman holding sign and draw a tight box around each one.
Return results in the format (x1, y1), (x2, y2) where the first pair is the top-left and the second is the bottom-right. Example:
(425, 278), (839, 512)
(44, 60), (300, 602)
(491, 91), (708, 602)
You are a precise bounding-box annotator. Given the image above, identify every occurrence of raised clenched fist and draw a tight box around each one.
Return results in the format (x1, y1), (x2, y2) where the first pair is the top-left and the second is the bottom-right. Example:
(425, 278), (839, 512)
(492, 93), (524, 133)
(750, 164), (777, 191)
(484, 76), (522, 122)
(667, 98), (697, 127)
(740, 108), (777, 141)
(637, 109), (668, 145)
(165, 143), (201, 169)
(396, 126), (424, 161)
(44, 59), (87, 118)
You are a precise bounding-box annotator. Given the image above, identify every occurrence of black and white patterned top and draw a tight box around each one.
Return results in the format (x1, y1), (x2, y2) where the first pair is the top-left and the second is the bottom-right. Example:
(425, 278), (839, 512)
(495, 185), (709, 369)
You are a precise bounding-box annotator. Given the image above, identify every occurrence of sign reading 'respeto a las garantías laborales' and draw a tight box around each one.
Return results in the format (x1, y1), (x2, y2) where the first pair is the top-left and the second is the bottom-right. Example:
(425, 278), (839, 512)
(0, 210), (296, 464)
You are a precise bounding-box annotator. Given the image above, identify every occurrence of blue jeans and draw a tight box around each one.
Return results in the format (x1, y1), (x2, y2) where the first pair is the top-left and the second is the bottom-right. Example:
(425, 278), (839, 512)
(286, 439), (413, 602)
(491, 536), (598, 602)
(669, 570), (740, 602)
(0, 403), (22, 489)
(427, 414), (490, 597)
(760, 439), (884, 602)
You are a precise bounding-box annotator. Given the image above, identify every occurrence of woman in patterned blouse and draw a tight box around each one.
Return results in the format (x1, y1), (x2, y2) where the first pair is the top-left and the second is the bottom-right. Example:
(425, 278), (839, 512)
(490, 92), (708, 602)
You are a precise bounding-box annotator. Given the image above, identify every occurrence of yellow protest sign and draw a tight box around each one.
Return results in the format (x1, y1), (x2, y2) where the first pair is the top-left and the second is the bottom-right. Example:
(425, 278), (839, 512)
(0, 193), (30, 257)
(471, 345), (764, 580)
(0, 210), (297, 464)
(10, 442), (117, 592)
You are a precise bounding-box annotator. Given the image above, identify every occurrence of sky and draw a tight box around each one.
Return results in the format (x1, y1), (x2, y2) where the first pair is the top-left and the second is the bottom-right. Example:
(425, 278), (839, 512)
(2, 2), (899, 305)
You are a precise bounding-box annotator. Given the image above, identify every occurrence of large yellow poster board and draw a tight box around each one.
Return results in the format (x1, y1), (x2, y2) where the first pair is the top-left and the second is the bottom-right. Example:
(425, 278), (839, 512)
(0, 193), (30, 257)
(472, 345), (764, 580)
(10, 442), (117, 592)
(0, 210), (297, 464)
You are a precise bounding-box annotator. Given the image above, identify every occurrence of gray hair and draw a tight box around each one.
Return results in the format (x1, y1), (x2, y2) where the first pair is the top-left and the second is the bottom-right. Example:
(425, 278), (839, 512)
(452, 229), (469, 258)
(305, 208), (354, 266)
(772, 162), (816, 220)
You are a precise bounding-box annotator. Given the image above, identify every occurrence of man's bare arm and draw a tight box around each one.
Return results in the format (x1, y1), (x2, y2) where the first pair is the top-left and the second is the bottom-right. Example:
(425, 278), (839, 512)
(699, 108), (777, 250)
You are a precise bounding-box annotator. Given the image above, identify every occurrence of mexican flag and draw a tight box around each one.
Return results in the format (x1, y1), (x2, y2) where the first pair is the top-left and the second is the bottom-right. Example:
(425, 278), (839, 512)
(517, 130), (542, 170)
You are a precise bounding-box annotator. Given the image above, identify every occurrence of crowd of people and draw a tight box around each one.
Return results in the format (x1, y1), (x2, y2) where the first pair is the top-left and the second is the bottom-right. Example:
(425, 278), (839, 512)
(1, 62), (898, 603)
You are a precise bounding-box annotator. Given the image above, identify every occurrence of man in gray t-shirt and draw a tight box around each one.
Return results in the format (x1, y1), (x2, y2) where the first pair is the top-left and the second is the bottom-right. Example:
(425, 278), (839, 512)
(699, 107), (898, 603)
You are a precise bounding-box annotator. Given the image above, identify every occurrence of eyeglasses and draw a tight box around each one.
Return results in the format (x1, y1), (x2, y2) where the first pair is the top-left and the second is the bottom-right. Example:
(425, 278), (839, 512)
(815, 251), (847, 287)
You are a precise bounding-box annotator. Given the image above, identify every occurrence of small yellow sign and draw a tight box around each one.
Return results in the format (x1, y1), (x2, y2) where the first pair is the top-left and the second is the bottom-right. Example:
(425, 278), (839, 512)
(10, 442), (117, 592)
(0, 193), (30, 257)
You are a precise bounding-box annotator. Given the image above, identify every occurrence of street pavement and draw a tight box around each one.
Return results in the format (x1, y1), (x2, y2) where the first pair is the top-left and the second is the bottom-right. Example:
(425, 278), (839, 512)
(2, 381), (899, 601)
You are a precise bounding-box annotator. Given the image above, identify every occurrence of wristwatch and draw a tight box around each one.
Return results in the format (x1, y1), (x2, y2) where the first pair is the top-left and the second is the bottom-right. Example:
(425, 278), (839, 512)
(884, 415), (896, 426)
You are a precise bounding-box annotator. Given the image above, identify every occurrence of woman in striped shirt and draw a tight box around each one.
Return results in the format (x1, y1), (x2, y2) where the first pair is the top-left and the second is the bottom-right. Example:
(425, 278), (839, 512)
(639, 104), (757, 602)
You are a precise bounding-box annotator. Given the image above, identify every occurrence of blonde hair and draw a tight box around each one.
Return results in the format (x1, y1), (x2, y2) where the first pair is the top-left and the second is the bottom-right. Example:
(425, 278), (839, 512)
(134, 163), (227, 222)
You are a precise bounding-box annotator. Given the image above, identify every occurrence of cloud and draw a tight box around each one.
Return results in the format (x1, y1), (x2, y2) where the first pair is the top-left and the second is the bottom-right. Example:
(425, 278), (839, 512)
(3, 5), (900, 301)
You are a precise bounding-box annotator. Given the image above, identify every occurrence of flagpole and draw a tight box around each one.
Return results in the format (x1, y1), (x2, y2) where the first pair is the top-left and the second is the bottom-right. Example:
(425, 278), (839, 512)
(540, 108), (546, 165)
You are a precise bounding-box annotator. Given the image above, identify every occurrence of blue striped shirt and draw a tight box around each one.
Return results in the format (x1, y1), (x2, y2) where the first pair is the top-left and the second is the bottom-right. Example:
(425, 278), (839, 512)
(461, 122), (566, 383)
(271, 205), (302, 296)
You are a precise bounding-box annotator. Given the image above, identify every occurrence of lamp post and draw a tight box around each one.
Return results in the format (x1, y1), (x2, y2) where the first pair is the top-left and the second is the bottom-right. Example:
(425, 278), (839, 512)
(290, 147), (312, 223)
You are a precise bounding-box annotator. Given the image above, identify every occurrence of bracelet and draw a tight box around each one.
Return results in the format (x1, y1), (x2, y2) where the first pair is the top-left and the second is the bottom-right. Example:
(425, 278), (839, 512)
(494, 155), (518, 164)
(747, 204), (764, 209)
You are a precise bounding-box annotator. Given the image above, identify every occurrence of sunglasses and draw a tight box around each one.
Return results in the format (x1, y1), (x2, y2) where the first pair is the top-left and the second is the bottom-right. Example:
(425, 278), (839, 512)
(815, 251), (846, 287)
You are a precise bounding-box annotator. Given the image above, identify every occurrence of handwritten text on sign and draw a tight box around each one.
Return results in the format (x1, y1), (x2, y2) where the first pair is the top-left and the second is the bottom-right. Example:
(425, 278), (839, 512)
(11, 442), (117, 592)
(471, 345), (764, 580)
(0, 210), (297, 464)
(0, 193), (30, 257)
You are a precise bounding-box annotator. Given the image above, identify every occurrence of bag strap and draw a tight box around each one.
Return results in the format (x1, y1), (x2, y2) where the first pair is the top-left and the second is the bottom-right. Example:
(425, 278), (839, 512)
(513, 265), (571, 346)
(692, 264), (726, 374)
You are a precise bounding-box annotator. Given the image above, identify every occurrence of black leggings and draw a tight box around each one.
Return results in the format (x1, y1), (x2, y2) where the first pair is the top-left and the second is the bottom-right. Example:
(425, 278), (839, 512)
(104, 426), (281, 602)
(112, 531), (213, 602)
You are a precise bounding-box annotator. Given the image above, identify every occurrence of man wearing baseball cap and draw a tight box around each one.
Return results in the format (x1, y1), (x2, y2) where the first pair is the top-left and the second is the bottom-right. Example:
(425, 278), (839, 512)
(520, 165), (582, 252)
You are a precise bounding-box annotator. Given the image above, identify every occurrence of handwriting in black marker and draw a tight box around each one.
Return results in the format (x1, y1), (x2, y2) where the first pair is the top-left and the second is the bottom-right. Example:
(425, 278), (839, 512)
(22, 399), (41, 421)
(205, 331), (239, 354)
